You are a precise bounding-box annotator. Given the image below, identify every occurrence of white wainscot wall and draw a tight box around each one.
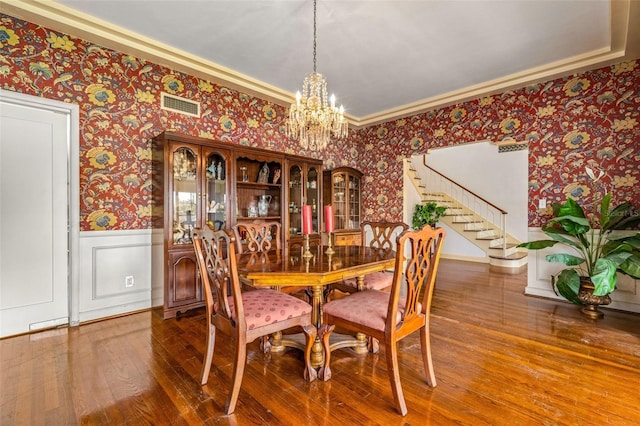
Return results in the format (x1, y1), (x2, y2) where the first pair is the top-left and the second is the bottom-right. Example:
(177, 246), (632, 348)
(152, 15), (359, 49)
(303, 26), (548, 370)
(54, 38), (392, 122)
(524, 228), (639, 314)
(78, 229), (164, 323)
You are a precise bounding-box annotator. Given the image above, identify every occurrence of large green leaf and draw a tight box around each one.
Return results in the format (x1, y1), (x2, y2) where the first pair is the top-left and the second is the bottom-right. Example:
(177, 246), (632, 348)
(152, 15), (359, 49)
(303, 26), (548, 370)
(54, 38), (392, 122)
(618, 255), (640, 279)
(545, 253), (585, 266)
(517, 240), (558, 250)
(599, 193), (612, 228)
(604, 202), (633, 230)
(590, 258), (617, 296)
(604, 251), (633, 266)
(556, 198), (586, 218)
(545, 232), (581, 248)
(553, 269), (581, 305)
(549, 215), (591, 236)
(614, 214), (640, 230)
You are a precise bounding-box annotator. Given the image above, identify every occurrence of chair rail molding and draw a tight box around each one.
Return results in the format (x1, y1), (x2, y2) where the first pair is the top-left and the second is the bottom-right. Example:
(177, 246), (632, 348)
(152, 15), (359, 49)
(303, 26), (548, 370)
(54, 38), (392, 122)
(78, 228), (164, 322)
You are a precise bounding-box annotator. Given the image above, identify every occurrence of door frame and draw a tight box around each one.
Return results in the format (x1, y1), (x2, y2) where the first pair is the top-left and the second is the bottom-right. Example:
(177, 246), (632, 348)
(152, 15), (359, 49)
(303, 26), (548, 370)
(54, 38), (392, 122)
(0, 89), (80, 326)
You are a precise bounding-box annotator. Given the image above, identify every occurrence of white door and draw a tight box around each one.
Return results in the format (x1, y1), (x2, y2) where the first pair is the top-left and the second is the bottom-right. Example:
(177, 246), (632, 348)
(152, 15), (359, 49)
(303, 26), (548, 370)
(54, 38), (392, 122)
(0, 96), (70, 337)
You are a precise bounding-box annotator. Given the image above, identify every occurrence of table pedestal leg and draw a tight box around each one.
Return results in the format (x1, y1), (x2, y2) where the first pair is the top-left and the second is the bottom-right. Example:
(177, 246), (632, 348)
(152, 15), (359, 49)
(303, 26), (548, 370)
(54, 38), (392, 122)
(310, 285), (325, 368)
(353, 275), (369, 354)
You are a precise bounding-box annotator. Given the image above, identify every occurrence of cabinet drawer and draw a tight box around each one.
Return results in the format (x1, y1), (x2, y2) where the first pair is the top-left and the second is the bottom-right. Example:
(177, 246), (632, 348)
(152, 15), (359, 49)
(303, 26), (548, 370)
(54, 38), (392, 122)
(334, 233), (361, 246)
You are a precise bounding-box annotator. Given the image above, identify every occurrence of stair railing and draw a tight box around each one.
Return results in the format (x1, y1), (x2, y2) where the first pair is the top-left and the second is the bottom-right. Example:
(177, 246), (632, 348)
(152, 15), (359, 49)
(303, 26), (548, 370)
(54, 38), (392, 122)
(414, 155), (509, 253)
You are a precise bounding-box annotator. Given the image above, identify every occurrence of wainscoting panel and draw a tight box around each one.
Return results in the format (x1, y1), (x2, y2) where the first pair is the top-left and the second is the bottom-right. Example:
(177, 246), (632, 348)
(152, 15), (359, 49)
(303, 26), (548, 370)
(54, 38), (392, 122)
(524, 228), (640, 314)
(78, 229), (164, 322)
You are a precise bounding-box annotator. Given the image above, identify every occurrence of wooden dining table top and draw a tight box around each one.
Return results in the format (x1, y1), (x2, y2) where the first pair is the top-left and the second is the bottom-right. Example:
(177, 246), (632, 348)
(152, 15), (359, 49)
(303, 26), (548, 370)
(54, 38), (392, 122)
(236, 245), (396, 287)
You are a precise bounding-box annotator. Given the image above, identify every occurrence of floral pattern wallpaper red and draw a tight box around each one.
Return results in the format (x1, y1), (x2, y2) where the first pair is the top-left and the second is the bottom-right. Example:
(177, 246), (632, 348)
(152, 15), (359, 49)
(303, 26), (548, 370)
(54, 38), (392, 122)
(356, 62), (640, 227)
(2, 13), (639, 231)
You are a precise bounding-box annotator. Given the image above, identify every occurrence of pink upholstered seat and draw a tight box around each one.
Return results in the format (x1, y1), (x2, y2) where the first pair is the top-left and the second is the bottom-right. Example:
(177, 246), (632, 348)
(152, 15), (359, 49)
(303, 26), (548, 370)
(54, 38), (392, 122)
(226, 288), (312, 330)
(342, 270), (394, 291)
(322, 290), (417, 331)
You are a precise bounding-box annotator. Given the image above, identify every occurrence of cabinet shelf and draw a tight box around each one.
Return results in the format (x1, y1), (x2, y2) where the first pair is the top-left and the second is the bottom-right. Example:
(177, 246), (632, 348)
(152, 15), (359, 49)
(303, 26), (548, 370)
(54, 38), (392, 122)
(236, 181), (281, 190)
(237, 215), (280, 221)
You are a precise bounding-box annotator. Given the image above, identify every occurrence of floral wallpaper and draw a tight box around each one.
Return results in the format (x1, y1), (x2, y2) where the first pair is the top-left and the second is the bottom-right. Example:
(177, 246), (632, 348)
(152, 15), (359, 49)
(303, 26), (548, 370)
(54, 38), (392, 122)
(356, 62), (640, 227)
(2, 13), (639, 231)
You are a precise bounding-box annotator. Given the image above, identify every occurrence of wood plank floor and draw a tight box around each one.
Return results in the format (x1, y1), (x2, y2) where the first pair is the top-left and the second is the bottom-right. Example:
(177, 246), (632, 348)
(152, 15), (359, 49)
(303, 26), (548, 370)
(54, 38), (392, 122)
(2, 259), (639, 425)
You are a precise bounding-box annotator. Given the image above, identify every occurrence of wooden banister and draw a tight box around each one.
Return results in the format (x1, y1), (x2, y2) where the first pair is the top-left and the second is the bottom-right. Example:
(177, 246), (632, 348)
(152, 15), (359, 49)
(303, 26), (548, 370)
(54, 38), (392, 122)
(422, 156), (508, 215)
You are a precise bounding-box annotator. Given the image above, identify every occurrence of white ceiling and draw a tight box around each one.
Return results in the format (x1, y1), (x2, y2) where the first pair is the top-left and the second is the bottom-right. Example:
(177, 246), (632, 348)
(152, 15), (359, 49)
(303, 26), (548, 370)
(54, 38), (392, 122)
(5, 0), (640, 127)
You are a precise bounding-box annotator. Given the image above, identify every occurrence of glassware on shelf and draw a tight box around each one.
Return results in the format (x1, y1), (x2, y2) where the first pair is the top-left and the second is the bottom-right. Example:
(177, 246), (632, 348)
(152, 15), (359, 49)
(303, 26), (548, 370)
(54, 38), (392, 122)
(240, 166), (248, 182)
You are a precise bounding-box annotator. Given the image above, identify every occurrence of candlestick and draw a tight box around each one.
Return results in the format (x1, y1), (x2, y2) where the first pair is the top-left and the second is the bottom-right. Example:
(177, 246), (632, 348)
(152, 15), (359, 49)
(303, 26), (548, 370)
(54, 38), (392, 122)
(325, 231), (335, 255)
(302, 234), (313, 260)
(302, 205), (312, 234)
(324, 205), (334, 233)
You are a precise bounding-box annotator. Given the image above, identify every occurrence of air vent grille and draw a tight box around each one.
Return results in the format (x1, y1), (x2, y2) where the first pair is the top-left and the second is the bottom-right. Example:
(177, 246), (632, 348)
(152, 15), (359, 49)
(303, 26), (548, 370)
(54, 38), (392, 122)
(161, 92), (200, 117)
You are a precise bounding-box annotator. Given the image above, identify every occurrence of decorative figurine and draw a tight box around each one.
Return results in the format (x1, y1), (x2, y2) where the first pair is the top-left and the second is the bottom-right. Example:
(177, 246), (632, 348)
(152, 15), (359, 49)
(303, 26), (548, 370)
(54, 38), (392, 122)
(257, 163), (270, 183)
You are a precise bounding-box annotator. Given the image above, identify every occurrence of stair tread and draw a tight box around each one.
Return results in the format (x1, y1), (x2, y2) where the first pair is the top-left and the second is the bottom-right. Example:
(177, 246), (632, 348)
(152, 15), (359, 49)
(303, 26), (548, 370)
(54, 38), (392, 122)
(489, 244), (518, 249)
(488, 252), (528, 260)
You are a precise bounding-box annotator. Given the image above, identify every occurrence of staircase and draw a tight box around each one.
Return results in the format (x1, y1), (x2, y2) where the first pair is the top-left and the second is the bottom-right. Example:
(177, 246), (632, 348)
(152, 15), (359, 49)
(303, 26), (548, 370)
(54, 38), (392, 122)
(406, 158), (527, 269)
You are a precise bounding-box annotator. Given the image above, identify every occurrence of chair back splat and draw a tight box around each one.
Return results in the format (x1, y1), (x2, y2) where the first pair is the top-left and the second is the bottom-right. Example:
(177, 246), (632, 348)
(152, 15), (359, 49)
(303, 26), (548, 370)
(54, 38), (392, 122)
(320, 225), (446, 416)
(193, 227), (317, 414)
(232, 221), (281, 254)
(338, 220), (409, 293)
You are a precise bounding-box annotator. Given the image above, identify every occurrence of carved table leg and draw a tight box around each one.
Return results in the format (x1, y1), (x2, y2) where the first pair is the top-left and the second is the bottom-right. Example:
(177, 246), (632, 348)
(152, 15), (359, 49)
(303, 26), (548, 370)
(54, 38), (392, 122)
(310, 285), (325, 368)
(353, 275), (369, 354)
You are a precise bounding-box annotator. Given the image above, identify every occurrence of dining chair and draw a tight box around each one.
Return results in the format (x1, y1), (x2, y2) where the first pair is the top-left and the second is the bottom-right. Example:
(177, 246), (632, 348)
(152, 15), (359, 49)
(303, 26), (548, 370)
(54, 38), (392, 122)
(232, 220), (281, 254)
(339, 220), (409, 292)
(193, 227), (317, 414)
(319, 225), (446, 416)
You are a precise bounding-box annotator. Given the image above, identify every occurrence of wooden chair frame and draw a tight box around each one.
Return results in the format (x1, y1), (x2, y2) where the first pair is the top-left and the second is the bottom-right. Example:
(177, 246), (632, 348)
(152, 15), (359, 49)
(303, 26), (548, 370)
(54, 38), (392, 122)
(193, 227), (317, 414)
(319, 225), (446, 416)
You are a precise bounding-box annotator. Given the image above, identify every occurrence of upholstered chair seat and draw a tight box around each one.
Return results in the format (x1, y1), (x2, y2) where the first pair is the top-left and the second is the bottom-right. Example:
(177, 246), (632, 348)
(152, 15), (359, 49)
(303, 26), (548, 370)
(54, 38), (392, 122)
(223, 288), (312, 330)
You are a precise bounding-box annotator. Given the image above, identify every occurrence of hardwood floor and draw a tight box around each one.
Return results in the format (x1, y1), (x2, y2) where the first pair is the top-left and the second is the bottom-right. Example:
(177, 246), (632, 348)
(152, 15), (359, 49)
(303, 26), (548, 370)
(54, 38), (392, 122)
(2, 259), (639, 425)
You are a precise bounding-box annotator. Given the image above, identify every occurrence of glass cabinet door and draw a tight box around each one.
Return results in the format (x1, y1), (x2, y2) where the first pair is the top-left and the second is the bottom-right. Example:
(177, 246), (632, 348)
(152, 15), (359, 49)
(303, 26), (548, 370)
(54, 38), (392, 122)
(288, 165), (303, 236)
(172, 146), (198, 245)
(333, 172), (347, 230)
(348, 174), (361, 229)
(204, 150), (228, 230)
(308, 166), (319, 233)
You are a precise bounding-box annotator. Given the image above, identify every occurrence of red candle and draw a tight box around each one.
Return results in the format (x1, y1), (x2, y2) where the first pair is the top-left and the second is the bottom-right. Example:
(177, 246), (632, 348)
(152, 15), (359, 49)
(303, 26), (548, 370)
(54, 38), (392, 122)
(324, 205), (334, 232)
(302, 205), (313, 234)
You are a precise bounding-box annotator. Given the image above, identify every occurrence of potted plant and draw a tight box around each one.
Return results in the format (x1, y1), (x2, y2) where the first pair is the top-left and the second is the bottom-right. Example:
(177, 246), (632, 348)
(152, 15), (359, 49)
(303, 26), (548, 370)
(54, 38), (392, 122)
(412, 201), (447, 229)
(518, 184), (640, 318)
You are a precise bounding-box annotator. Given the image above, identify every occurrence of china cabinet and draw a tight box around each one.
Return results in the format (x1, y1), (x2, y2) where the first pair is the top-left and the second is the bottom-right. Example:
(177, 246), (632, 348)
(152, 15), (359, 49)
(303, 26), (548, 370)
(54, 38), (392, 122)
(153, 131), (322, 318)
(153, 134), (231, 319)
(286, 157), (323, 247)
(323, 167), (363, 246)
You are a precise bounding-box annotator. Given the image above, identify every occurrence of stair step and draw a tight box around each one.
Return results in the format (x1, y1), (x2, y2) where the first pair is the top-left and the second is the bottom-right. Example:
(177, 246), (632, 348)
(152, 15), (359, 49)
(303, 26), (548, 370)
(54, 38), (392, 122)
(452, 217), (477, 223)
(489, 242), (518, 250)
(488, 251), (528, 261)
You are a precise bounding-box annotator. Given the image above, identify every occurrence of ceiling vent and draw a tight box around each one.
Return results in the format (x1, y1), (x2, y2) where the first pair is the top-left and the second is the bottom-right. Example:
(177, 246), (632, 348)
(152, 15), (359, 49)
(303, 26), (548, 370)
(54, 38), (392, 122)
(161, 92), (200, 117)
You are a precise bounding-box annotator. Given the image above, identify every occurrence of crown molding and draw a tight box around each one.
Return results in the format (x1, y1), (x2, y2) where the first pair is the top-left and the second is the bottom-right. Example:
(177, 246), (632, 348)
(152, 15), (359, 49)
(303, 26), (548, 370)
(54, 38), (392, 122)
(2, 0), (637, 130)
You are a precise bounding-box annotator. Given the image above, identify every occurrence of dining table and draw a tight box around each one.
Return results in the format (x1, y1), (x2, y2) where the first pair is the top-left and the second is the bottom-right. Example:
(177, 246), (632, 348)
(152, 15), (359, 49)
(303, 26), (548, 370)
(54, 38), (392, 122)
(236, 243), (396, 369)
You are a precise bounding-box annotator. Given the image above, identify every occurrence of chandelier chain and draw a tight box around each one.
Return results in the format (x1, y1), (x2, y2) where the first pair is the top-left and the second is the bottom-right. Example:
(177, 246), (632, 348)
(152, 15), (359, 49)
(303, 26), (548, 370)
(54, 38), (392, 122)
(313, 0), (317, 73)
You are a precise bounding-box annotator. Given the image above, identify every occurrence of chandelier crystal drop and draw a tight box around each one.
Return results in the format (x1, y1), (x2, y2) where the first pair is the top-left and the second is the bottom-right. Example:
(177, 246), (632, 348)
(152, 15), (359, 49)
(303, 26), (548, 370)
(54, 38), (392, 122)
(286, 0), (348, 151)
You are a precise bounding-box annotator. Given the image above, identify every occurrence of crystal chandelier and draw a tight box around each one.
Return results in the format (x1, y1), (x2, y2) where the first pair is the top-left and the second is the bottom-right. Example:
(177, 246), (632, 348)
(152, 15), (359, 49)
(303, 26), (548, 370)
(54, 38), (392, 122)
(286, 0), (348, 151)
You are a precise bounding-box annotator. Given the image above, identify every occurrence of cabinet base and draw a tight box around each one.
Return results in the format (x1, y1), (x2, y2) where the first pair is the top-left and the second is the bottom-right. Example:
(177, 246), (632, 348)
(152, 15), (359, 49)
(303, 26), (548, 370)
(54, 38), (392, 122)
(163, 302), (205, 319)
